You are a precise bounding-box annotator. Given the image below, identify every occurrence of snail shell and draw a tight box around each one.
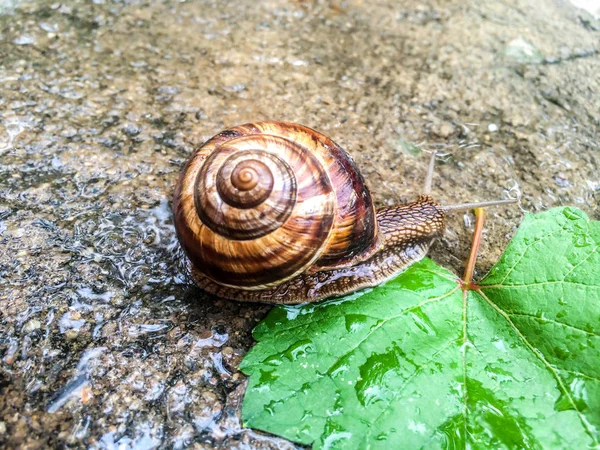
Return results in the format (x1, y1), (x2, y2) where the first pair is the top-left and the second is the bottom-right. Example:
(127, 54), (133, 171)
(173, 122), (382, 291)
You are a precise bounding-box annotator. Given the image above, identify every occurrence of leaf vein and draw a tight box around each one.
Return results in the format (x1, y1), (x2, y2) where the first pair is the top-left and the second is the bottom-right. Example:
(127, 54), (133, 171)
(482, 280), (599, 289)
(561, 245), (598, 280)
(508, 312), (600, 338)
(415, 268), (459, 283)
(264, 286), (445, 339)
(477, 290), (599, 445)
(461, 290), (469, 447)
(325, 286), (461, 374)
(559, 369), (600, 384)
(364, 337), (461, 448)
(493, 222), (572, 286)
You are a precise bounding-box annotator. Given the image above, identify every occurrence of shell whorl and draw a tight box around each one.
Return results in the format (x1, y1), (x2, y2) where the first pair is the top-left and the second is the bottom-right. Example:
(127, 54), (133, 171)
(173, 122), (379, 290)
(194, 145), (298, 240)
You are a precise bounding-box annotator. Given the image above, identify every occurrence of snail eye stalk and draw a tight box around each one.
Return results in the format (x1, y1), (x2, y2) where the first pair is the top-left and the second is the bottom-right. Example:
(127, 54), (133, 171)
(421, 150), (518, 212)
(441, 198), (518, 213)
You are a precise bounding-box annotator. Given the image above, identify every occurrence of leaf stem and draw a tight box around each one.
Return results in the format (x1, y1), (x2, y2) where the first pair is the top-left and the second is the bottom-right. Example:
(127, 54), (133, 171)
(462, 208), (485, 289)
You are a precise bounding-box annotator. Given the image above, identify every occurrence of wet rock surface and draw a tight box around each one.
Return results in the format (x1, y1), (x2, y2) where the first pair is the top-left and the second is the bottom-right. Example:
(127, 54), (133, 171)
(0, 0), (598, 448)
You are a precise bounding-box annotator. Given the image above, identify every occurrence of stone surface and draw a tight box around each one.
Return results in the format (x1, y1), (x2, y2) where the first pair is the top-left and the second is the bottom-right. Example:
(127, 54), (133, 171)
(0, 0), (598, 448)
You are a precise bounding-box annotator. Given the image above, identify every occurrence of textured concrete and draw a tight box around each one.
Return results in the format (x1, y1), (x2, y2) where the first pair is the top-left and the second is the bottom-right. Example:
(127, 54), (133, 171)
(0, 0), (598, 448)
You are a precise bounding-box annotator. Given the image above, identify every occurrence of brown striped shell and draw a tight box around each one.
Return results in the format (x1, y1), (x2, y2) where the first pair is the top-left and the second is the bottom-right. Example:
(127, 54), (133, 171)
(173, 122), (380, 290)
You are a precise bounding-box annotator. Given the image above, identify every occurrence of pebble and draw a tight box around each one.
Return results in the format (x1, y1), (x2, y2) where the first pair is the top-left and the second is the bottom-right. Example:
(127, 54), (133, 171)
(23, 320), (41, 333)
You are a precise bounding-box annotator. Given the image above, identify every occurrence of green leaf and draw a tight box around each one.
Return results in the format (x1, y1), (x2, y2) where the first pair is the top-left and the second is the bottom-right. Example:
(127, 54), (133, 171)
(240, 207), (600, 449)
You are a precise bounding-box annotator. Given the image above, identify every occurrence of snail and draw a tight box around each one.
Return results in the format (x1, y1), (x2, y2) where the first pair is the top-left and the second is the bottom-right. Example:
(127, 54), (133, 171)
(173, 121), (514, 304)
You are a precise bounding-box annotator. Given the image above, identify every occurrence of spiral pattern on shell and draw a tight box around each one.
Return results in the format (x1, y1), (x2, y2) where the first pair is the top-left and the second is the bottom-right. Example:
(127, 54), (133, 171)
(173, 122), (379, 289)
(195, 147), (298, 240)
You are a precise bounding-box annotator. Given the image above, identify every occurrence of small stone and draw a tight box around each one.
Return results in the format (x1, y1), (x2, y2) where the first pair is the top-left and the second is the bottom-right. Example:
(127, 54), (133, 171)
(201, 391), (218, 403)
(157, 85), (179, 95)
(431, 121), (455, 138)
(39, 22), (58, 33)
(81, 385), (94, 404)
(195, 110), (208, 120)
(553, 172), (572, 188)
(503, 38), (544, 64)
(13, 35), (35, 45)
(65, 329), (79, 340)
(23, 319), (41, 333)
(122, 123), (140, 136)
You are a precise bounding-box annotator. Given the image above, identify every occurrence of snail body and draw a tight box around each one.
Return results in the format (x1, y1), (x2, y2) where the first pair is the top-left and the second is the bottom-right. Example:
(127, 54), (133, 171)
(173, 121), (498, 304)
